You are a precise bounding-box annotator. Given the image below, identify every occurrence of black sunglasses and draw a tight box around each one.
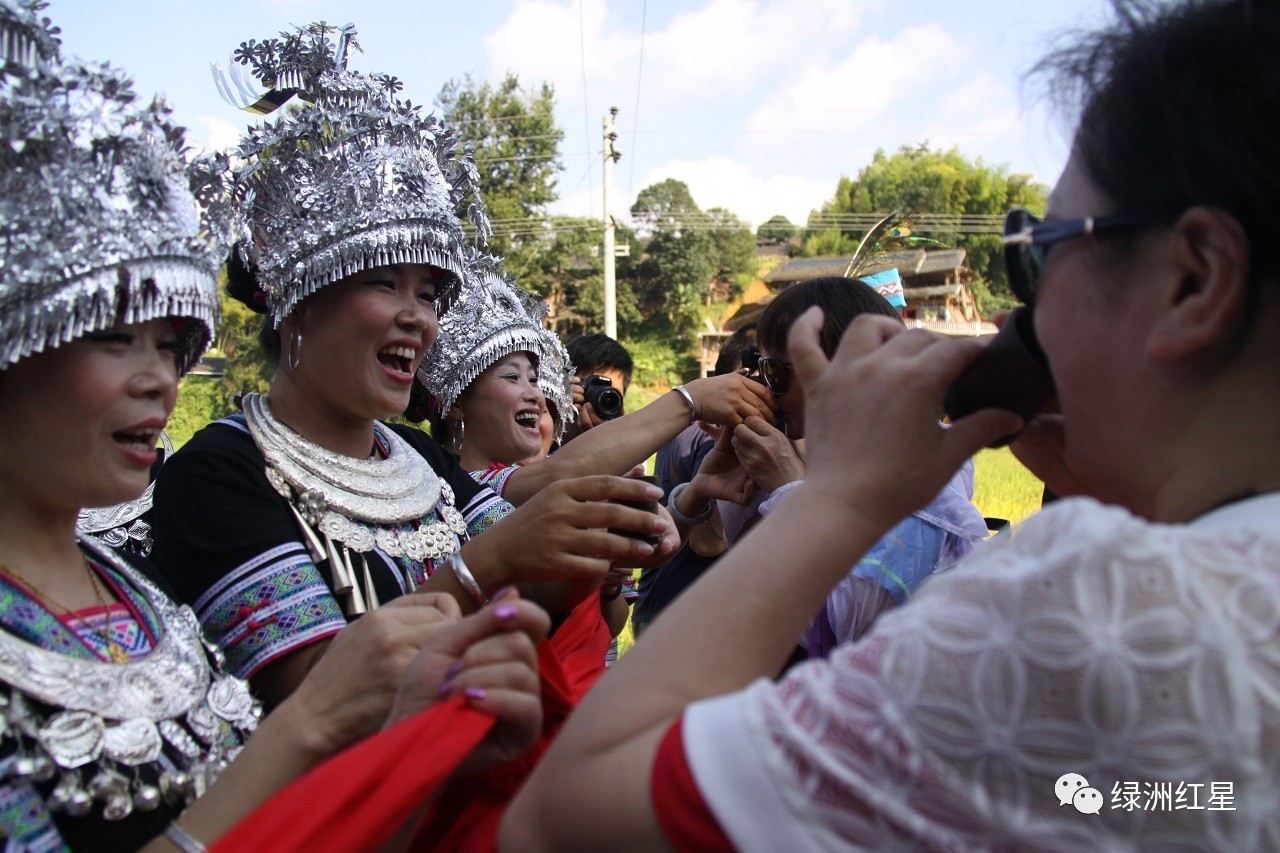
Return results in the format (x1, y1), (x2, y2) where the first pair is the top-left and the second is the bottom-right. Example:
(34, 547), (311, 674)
(758, 354), (792, 397)
(1003, 208), (1144, 306)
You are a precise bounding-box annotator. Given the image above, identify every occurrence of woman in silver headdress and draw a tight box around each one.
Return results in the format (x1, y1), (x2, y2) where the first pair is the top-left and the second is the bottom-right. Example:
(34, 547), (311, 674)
(421, 255), (774, 511)
(417, 252), (774, 645)
(0, 6), (551, 849)
(148, 22), (665, 709)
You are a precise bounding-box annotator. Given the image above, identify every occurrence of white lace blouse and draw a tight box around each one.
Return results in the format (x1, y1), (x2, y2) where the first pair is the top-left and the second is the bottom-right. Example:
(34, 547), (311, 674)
(683, 494), (1280, 851)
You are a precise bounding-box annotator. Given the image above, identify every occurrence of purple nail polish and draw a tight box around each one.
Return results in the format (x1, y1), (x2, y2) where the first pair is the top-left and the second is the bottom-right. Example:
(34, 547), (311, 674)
(437, 678), (455, 699)
(494, 604), (519, 621)
(491, 585), (516, 601)
(464, 686), (487, 701)
(445, 661), (463, 680)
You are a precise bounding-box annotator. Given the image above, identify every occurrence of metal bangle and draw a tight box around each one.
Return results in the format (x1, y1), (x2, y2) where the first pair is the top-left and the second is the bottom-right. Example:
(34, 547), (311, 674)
(164, 823), (207, 853)
(671, 385), (697, 425)
(447, 551), (490, 607)
(666, 481), (714, 526)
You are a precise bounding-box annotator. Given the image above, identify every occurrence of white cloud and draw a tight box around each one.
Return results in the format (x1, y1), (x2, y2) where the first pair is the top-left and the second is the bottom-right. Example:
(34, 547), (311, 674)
(550, 154), (831, 229)
(637, 155), (833, 227)
(189, 115), (244, 154)
(741, 24), (966, 165)
(485, 0), (873, 112)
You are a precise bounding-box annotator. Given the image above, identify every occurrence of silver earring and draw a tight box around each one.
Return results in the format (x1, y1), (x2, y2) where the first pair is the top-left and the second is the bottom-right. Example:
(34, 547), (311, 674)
(451, 419), (465, 453)
(288, 328), (303, 370)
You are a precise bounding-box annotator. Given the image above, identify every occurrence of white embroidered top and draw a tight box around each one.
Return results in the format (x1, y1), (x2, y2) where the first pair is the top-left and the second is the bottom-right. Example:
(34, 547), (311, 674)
(684, 494), (1280, 851)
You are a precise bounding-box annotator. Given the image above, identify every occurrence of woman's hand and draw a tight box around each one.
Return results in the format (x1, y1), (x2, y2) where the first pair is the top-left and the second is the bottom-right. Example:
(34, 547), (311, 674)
(732, 416), (805, 493)
(386, 588), (550, 776)
(464, 475), (669, 588)
(283, 593), (463, 757)
(688, 425), (754, 506)
(683, 372), (775, 427)
(789, 308), (1023, 529)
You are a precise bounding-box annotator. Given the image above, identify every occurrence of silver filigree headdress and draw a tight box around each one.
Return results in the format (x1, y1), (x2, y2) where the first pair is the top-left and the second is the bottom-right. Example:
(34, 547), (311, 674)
(0, 0), (58, 71)
(205, 22), (490, 325)
(0, 1), (220, 373)
(419, 251), (575, 440)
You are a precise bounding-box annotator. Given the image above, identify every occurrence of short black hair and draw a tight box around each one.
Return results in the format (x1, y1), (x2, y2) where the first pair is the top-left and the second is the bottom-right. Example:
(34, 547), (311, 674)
(1035, 0), (1280, 326)
(567, 333), (633, 389)
(758, 277), (902, 360)
(714, 324), (757, 376)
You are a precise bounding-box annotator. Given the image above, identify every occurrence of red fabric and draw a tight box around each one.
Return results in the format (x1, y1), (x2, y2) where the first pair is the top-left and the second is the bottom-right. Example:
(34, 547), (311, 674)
(410, 592), (611, 850)
(210, 699), (494, 852)
(212, 592), (610, 853)
(652, 717), (735, 852)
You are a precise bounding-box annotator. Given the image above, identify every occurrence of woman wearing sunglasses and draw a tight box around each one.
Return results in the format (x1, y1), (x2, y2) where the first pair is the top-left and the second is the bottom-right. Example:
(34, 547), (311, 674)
(671, 277), (988, 656)
(503, 0), (1280, 848)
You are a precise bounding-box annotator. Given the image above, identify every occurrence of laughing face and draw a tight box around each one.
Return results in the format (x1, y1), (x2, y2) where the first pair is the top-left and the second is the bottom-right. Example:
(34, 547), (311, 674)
(0, 318), (179, 513)
(286, 263), (440, 423)
(455, 351), (546, 466)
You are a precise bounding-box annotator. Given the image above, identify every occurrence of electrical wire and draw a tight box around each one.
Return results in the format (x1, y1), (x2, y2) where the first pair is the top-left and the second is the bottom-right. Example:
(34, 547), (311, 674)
(627, 0), (647, 201)
(578, 0), (595, 218)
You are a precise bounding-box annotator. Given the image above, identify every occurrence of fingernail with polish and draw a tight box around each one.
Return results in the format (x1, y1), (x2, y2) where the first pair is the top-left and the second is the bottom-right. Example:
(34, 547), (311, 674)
(491, 585), (516, 601)
(437, 678), (455, 699)
(445, 661), (463, 680)
(494, 604), (519, 621)
(464, 686), (487, 701)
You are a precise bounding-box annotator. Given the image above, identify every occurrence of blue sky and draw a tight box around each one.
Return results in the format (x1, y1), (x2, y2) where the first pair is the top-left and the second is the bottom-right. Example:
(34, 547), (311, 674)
(49, 0), (1116, 228)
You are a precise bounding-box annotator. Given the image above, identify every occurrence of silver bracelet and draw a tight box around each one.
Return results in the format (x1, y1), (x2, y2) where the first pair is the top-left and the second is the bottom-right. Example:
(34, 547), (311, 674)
(671, 385), (697, 425)
(666, 481), (714, 526)
(447, 551), (489, 607)
(164, 823), (207, 853)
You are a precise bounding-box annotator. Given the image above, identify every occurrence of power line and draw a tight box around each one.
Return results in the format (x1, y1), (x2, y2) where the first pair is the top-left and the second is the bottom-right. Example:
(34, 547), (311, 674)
(578, 0), (595, 218)
(627, 0), (647, 202)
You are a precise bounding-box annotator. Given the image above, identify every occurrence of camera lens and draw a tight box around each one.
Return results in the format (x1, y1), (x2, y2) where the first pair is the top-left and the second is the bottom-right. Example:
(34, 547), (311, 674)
(583, 376), (625, 420)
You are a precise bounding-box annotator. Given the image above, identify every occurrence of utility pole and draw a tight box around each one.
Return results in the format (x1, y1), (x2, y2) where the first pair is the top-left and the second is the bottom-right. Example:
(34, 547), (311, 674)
(602, 107), (621, 338)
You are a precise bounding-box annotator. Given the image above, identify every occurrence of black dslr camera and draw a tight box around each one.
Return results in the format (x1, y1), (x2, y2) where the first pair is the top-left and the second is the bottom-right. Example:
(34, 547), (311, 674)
(582, 375), (624, 420)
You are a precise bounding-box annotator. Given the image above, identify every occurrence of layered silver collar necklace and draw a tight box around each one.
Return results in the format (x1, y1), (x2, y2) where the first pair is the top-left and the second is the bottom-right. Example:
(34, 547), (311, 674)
(241, 393), (465, 614)
(0, 536), (260, 822)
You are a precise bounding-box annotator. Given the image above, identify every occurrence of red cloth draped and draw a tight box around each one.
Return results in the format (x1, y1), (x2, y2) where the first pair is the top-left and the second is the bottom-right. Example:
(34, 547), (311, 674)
(211, 593), (611, 853)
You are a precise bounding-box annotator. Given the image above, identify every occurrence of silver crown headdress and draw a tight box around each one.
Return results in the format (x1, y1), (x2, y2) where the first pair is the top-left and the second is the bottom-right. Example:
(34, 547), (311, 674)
(530, 307), (575, 441)
(207, 22), (490, 325)
(0, 0), (59, 71)
(420, 252), (574, 440)
(0, 2), (220, 373)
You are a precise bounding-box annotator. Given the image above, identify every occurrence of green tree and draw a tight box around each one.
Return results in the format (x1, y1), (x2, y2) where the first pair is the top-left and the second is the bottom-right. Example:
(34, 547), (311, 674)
(630, 179), (716, 335)
(217, 286), (274, 406)
(704, 207), (756, 298)
(436, 73), (564, 291)
(803, 143), (1047, 297)
(757, 214), (797, 243)
(536, 216), (641, 338)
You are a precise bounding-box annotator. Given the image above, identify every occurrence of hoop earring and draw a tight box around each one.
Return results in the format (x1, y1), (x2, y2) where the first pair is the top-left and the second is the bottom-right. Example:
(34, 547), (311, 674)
(450, 418), (465, 454)
(288, 328), (303, 370)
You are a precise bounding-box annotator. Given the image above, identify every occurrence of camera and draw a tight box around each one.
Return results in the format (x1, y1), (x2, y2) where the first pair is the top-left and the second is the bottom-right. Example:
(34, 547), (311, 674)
(582, 374), (625, 420)
(942, 307), (1057, 447)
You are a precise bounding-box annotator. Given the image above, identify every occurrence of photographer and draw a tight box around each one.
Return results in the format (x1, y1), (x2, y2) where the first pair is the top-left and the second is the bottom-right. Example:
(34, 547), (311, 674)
(564, 333), (634, 440)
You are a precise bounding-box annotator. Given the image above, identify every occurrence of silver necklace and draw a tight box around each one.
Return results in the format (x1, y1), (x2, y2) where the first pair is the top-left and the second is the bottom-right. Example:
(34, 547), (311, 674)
(0, 536), (260, 821)
(241, 393), (466, 613)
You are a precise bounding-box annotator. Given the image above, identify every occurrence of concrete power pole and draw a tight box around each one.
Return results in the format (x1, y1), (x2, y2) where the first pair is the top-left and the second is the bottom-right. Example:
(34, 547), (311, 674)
(602, 107), (621, 338)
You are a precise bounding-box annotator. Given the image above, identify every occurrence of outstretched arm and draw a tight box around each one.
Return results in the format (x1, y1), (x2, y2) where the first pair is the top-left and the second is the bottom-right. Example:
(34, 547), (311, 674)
(499, 375), (775, 506)
(499, 310), (1023, 851)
